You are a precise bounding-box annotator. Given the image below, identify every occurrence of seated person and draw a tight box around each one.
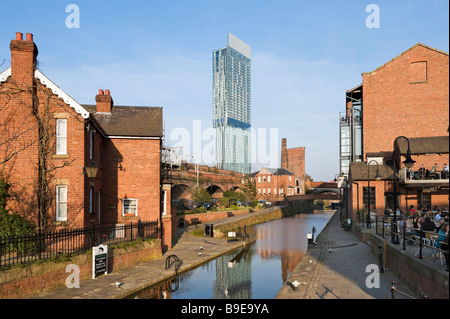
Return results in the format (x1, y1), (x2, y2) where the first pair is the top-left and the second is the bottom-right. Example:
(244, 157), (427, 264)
(422, 216), (436, 233)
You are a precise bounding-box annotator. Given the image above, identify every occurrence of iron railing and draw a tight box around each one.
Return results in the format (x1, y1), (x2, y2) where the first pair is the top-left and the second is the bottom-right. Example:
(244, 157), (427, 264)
(0, 221), (159, 269)
(372, 216), (449, 270)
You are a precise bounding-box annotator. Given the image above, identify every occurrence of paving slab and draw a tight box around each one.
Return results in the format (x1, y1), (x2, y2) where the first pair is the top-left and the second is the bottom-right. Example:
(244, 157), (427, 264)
(275, 212), (419, 299)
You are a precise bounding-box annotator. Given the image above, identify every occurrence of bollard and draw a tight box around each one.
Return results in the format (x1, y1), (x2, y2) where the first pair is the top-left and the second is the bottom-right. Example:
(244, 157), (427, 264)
(402, 223), (407, 251)
(378, 245), (384, 273)
(390, 281), (396, 299)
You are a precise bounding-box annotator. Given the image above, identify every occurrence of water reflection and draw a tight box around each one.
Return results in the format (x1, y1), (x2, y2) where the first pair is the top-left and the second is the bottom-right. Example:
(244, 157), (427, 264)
(129, 211), (334, 299)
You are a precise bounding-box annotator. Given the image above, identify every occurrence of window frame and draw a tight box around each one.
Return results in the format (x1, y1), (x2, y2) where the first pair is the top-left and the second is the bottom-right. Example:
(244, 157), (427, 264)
(56, 185), (68, 221)
(56, 119), (67, 155)
(122, 198), (138, 217)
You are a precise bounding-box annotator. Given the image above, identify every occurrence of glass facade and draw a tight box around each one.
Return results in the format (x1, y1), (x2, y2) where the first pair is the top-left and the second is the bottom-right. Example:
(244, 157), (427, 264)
(213, 34), (251, 174)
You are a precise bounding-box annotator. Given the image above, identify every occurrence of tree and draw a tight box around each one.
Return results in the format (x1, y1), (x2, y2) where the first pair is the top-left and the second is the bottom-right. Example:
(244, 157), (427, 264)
(223, 190), (245, 206)
(191, 186), (212, 206)
(1, 71), (77, 232)
(240, 177), (257, 202)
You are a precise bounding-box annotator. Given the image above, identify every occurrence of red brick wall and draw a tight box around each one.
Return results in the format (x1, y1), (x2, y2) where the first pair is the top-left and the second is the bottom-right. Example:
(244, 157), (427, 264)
(101, 138), (161, 224)
(362, 45), (449, 157)
(0, 34), (88, 229)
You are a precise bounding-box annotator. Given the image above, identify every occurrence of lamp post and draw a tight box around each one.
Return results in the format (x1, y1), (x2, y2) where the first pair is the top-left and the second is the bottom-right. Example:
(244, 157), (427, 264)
(367, 160), (381, 228)
(334, 174), (346, 223)
(392, 136), (416, 244)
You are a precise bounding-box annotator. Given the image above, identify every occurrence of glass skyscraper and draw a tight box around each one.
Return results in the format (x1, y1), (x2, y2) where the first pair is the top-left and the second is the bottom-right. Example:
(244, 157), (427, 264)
(213, 33), (251, 174)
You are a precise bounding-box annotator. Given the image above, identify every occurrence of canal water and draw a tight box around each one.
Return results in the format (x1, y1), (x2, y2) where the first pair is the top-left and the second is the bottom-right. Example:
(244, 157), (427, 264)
(129, 211), (334, 299)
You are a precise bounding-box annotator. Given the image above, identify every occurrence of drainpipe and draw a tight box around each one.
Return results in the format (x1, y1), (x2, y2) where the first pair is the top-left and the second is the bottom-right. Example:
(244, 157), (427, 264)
(352, 181), (360, 220)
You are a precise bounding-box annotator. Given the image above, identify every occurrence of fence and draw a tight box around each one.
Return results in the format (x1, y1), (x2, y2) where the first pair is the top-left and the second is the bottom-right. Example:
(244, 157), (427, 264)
(0, 221), (159, 269)
(371, 216), (449, 270)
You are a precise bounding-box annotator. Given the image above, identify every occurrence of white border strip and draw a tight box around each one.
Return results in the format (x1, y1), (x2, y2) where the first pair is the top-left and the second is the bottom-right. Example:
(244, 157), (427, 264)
(35, 70), (90, 119)
(0, 67), (90, 119)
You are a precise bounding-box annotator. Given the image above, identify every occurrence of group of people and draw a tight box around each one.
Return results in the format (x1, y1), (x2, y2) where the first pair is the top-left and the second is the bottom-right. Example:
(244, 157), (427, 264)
(407, 163), (449, 180)
(396, 205), (449, 266)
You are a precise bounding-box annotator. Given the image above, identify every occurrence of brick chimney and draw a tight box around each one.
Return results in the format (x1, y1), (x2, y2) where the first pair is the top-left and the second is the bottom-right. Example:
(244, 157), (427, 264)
(95, 89), (113, 113)
(281, 138), (287, 169)
(10, 32), (38, 88)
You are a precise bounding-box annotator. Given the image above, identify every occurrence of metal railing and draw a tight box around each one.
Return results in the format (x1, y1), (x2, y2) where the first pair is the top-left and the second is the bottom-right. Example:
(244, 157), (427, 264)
(0, 220), (159, 269)
(372, 217), (449, 270)
(400, 166), (450, 183)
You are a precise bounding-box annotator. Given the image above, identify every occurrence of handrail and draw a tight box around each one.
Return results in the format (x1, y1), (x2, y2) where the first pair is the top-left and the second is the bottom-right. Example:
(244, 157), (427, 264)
(165, 254), (182, 292)
(373, 217), (448, 268)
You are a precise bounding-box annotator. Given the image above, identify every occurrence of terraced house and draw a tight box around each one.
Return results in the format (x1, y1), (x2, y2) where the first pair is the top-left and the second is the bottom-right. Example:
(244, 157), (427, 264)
(0, 33), (165, 237)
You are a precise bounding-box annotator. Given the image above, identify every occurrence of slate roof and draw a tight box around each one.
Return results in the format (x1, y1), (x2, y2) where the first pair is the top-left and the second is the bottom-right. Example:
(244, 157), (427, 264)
(349, 162), (395, 181)
(396, 136), (449, 155)
(83, 104), (163, 138)
(250, 167), (295, 176)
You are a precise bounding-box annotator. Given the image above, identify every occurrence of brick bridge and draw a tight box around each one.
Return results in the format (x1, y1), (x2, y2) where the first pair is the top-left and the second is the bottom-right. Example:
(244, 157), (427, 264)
(165, 162), (244, 200)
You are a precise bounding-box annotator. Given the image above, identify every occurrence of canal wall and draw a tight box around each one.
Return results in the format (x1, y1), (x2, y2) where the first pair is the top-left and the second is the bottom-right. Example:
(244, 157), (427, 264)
(210, 200), (315, 238)
(0, 239), (162, 299)
(353, 224), (449, 299)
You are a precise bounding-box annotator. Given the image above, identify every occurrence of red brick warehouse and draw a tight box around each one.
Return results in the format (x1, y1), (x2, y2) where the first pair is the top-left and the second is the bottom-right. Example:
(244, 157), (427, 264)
(0, 33), (164, 236)
(342, 43), (449, 219)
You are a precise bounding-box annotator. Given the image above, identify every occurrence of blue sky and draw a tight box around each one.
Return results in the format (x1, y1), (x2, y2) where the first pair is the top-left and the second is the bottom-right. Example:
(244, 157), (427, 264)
(0, 0), (448, 181)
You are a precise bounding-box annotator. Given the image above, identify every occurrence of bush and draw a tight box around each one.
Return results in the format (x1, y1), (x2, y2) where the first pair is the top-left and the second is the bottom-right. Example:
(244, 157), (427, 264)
(0, 177), (37, 255)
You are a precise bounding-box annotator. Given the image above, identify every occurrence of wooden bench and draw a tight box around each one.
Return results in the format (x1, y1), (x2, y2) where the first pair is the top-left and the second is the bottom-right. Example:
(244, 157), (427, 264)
(190, 218), (200, 226)
(227, 211), (234, 217)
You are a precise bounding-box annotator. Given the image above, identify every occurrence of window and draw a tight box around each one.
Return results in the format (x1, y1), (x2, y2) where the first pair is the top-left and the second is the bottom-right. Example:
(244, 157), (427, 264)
(56, 185), (67, 221)
(263, 188), (266, 195)
(89, 187), (94, 214)
(122, 198), (138, 216)
(56, 119), (67, 155)
(268, 188), (271, 195)
(363, 187), (376, 209)
(258, 188), (261, 195)
(258, 176), (261, 183)
(418, 190), (432, 210)
(263, 176), (266, 183)
(98, 190), (101, 223)
(89, 130), (94, 160)
(268, 176), (271, 183)
(410, 61), (427, 83)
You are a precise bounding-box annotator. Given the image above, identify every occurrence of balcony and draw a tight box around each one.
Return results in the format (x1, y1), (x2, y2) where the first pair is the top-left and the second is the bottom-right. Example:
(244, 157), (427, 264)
(399, 166), (449, 189)
(161, 146), (182, 167)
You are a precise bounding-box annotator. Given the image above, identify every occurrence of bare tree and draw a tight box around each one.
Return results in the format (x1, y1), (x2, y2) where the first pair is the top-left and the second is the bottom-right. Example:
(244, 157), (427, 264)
(1, 73), (80, 231)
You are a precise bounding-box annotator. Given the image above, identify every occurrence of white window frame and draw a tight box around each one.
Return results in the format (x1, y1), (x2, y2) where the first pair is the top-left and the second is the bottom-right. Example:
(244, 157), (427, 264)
(56, 119), (67, 155)
(56, 185), (68, 221)
(122, 198), (138, 216)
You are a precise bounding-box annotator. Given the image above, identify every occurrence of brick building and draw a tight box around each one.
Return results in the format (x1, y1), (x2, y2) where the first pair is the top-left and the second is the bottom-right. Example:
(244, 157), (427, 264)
(280, 138), (306, 195)
(250, 167), (296, 202)
(342, 43), (449, 219)
(0, 33), (164, 232)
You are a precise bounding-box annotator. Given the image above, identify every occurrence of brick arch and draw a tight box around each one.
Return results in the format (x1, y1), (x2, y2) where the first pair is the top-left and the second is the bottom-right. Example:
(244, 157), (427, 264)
(206, 185), (224, 198)
(172, 184), (192, 200)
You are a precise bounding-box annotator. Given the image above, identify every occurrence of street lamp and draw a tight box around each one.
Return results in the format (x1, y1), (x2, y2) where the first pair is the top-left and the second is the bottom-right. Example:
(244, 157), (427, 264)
(367, 160), (381, 228)
(392, 136), (415, 244)
(334, 174), (344, 221)
(84, 161), (98, 178)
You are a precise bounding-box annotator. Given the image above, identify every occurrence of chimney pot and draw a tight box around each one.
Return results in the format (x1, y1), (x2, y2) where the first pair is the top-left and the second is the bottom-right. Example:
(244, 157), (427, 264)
(105, 89), (110, 95)
(16, 32), (23, 41)
(25, 33), (33, 42)
(99, 89), (104, 95)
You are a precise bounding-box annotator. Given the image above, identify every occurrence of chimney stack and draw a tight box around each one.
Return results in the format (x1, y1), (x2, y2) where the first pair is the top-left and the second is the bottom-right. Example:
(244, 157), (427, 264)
(281, 138), (288, 169)
(95, 89), (113, 113)
(10, 32), (38, 87)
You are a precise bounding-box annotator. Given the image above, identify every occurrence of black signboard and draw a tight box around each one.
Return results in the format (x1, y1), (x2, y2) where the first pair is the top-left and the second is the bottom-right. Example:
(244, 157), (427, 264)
(92, 245), (108, 279)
